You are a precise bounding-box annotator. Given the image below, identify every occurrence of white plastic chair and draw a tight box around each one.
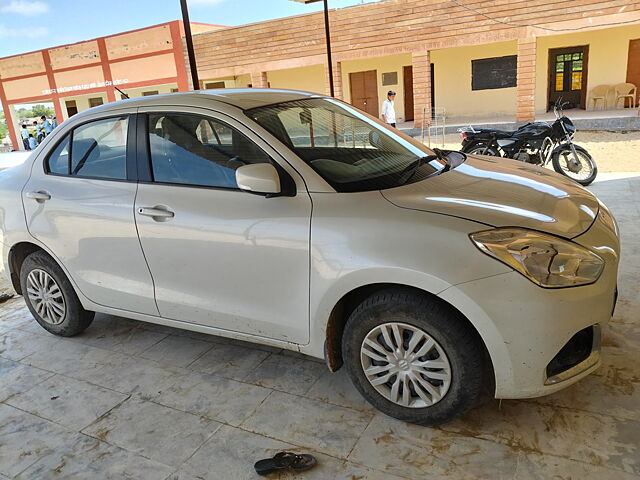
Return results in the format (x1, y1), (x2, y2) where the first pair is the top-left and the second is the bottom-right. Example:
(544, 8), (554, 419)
(588, 85), (610, 110)
(614, 83), (637, 109)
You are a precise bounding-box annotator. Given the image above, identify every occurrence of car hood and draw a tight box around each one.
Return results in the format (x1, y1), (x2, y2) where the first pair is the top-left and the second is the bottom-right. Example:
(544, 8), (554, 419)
(381, 154), (598, 238)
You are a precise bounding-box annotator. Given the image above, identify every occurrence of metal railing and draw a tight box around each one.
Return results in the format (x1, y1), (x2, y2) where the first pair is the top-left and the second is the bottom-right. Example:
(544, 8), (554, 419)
(420, 107), (446, 147)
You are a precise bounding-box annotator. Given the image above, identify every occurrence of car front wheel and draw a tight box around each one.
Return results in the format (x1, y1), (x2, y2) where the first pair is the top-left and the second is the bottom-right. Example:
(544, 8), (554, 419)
(342, 288), (490, 426)
(20, 250), (94, 336)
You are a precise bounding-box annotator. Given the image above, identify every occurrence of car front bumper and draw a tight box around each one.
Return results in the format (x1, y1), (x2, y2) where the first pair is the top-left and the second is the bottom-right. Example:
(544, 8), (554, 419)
(438, 205), (620, 399)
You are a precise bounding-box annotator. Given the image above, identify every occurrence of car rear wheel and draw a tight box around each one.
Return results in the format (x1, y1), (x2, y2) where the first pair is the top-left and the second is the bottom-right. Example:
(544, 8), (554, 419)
(20, 251), (94, 336)
(342, 288), (490, 426)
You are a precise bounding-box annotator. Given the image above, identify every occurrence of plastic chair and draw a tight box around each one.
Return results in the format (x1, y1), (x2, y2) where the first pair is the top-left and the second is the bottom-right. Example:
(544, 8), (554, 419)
(614, 83), (637, 109)
(588, 85), (610, 110)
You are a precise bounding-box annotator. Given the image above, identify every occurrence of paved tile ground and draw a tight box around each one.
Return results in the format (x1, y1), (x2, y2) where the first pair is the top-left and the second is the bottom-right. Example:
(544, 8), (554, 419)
(0, 172), (639, 479)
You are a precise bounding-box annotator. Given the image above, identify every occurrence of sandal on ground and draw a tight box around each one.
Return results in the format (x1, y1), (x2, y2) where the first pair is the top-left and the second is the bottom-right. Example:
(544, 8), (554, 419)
(254, 451), (317, 476)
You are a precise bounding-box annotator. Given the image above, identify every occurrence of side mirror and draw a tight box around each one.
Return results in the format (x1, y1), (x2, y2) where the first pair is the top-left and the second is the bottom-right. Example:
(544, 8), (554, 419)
(236, 163), (281, 195)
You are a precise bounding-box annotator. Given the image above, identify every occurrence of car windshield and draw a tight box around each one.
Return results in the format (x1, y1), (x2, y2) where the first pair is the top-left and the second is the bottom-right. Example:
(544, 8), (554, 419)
(246, 98), (445, 192)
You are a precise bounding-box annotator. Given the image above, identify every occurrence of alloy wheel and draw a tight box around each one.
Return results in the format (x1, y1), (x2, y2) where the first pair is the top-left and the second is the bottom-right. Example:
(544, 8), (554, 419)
(26, 269), (66, 325)
(360, 322), (452, 408)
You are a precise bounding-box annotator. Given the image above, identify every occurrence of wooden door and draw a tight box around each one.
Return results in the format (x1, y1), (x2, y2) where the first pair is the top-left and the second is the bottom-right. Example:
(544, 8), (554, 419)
(65, 100), (78, 117)
(403, 66), (414, 121)
(626, 39), (640, 107)
(349, 70), (379, 117)
(547, 46), (588, 110)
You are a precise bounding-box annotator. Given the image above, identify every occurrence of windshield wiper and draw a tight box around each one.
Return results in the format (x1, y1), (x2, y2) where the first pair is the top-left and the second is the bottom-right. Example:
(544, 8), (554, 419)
(397, 149), (466, 186)
(397, 149), (447, 185)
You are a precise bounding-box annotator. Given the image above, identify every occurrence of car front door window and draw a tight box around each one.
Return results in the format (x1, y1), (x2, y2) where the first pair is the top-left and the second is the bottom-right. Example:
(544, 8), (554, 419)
(148, 113), (270, 189)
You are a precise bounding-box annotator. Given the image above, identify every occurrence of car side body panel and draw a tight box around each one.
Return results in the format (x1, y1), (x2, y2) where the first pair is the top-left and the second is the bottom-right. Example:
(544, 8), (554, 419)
(19, 107), (158, 315)
(0, 159), (36, 278)
(305, 189), (512, 359)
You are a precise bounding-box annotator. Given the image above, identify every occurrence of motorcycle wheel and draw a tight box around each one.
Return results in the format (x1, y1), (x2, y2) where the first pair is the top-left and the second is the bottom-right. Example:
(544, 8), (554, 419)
(464, 143), (500, 156)
(551, 145), (597, 186)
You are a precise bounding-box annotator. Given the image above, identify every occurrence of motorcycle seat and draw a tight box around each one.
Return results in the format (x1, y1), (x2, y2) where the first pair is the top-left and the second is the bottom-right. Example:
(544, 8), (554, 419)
(469, 127), (517, 138)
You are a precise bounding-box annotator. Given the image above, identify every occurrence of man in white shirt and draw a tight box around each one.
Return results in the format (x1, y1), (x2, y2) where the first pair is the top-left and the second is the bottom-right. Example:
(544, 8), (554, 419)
(381, 90), (397, 128)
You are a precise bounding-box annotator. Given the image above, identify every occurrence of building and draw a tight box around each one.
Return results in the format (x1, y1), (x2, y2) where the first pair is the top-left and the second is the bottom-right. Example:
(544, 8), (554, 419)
(190, 0), (640, 128)
(2, 1), (639, 150)
(0, 20), (223, 150)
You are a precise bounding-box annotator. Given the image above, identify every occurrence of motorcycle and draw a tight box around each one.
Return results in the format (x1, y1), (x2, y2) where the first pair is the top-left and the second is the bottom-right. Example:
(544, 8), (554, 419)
(458, 102), (597, 186)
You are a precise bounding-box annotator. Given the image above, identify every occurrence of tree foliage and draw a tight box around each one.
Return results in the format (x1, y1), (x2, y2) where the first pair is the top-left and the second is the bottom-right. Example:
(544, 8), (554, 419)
(31, 104), (55, 118)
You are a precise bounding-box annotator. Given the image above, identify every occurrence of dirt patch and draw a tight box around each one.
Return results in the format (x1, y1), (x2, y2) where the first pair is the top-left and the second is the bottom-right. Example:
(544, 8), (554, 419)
(0, 276), (14, 303)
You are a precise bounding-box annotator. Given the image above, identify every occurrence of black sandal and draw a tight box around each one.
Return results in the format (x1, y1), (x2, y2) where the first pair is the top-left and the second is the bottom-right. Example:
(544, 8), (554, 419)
(254, 451), (317, 476)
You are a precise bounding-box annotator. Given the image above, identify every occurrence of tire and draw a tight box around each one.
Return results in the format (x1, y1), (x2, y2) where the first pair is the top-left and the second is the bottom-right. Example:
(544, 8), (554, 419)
(463, 142), (500, 156)
(19, 250), (94, 337)
(551, 145), (597, 186)
(342, 288), (490, 426)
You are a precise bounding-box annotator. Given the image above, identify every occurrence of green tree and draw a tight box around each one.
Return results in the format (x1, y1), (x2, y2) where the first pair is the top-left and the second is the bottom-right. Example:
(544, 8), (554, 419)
(16, 108), (32, 120)
(31, 104), (54, 118)
(0, 123), (7, 141)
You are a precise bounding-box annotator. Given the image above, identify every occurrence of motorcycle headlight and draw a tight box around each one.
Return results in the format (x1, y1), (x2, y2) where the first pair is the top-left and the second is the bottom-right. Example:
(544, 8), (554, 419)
(470, 228), (604, 288)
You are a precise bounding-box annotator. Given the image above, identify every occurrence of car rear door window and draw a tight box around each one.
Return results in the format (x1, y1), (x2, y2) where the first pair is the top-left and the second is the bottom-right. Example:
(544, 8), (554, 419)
(147, 113), (270, 188)
(46, 135), (70, 175)
(46, 116), (129, 180)
(71, 116), (128, 179)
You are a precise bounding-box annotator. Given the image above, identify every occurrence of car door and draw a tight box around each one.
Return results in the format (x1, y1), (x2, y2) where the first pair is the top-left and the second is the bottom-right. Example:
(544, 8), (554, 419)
(22, 111), (158, 315)
(134, 106), (312, 344)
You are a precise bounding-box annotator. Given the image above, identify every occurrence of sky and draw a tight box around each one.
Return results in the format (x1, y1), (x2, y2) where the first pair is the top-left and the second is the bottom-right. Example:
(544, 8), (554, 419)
(0, 0), (376, 58)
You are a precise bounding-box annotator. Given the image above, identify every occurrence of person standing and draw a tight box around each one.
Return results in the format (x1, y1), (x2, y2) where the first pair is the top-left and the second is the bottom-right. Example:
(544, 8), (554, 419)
(381, 90), (397, 128)
(41, 115), (52, 136)
(52, 116), (58, 129)
(21, 124), (30, 150)
(33, 120), (43, 144)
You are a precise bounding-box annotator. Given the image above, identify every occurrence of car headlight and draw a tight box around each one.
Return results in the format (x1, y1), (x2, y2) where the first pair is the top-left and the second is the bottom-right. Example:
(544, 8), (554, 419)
(470, 228), (604, 288)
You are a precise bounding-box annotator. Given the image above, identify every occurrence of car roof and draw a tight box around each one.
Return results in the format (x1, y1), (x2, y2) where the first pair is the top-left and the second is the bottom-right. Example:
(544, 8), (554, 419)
(90, 88), (325, 114)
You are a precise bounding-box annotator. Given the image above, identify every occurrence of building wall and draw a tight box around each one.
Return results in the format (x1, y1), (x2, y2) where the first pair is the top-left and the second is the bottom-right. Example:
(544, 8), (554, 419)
(114, 83), (178, 100)
(0, 20), (206, 149)
(199, 74), (252, 89)
(431, 41), (517, 117)
(59, 93), (108, 121)
(192, 0), (640, 77)
(341, 54), (412, 121)
(267, 65), (326, 94)
(190, 0), (639, 125)
(535, 24), (640, 112)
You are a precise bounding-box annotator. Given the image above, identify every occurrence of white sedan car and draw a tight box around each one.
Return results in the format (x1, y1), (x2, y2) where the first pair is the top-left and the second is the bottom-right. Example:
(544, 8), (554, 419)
(0, 90), (619, 425)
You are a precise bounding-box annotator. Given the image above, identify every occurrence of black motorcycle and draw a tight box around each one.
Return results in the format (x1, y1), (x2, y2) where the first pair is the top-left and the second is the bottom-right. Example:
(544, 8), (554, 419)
(458, 102), (597, 185)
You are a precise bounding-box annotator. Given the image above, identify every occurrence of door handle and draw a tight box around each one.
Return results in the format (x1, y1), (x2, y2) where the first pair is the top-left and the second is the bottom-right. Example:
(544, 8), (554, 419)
(137, 206), (174, 221)
(25, 190), (51, 202)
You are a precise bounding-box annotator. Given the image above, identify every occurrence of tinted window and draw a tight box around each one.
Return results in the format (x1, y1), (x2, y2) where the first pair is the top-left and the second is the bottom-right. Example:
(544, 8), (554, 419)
(71, 116), (128, 179)
(47, 135), (70, 175)
(148, 113), (270, 188)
